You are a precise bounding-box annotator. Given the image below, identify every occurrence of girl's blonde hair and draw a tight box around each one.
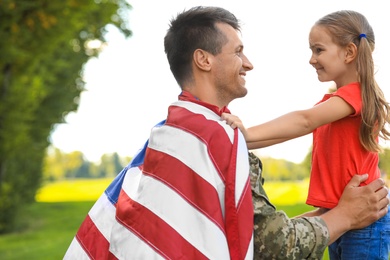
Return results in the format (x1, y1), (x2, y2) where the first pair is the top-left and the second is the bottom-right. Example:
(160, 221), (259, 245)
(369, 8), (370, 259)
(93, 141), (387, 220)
(316, 10), (390, 152)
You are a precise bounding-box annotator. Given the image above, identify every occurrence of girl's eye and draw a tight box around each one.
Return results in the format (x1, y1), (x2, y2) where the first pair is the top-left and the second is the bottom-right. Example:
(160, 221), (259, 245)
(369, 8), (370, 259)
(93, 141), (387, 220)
(316, 48), (323, 53)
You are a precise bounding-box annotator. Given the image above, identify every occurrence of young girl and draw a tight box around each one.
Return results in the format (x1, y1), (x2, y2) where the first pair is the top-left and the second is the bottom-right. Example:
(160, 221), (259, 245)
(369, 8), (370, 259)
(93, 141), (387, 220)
(223, 10), (390, 259)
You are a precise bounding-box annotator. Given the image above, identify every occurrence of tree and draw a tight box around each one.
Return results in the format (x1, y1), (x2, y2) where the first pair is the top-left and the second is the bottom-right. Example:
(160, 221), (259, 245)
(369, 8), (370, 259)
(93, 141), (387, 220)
(98, 152), (124, 178)
(260, 157), (309, 181)
(43, 147), (131, 180)
(64, 151), (86, 178)
(301, 146), (313, 175)
(43, 147), (67, 181)
(0, 0), (132, 233)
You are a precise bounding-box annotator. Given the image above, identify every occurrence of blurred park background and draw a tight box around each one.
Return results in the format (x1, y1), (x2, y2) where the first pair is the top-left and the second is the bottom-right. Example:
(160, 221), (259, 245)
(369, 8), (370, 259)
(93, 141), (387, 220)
(1, 0), (390, 259)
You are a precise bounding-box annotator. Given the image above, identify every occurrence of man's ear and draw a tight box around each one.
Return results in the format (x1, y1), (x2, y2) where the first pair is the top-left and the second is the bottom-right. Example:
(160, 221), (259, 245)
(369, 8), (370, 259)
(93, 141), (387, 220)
(345, 42), (357, 63)
(193, 49), (212, 71)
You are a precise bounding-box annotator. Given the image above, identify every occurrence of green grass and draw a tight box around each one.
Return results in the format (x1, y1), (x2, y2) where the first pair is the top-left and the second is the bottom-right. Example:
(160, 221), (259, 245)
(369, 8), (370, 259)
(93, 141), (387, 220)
(0, 179), (329, 259)
(0, 201), (94, 260)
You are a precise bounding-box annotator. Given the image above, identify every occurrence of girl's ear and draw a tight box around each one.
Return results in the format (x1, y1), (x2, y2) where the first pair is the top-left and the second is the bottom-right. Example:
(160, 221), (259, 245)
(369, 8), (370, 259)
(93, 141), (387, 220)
(345, 42), (358, 63)
(193, 49), (212, 71)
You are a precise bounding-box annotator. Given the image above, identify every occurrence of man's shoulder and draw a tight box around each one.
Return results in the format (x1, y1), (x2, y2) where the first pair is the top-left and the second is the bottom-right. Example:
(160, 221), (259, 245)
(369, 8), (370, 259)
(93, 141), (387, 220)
(167, 101), (233, 138)
(169, 100), (221, 121)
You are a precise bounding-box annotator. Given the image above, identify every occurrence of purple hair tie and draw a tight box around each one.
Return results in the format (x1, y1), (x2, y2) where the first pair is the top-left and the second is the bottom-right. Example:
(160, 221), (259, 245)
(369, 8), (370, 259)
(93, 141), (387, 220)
(359, 33), (366, 39)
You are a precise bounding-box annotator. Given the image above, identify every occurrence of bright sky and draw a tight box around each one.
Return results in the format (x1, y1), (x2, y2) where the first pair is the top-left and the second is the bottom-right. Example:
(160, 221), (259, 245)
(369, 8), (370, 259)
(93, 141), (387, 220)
(50, 0), (390, 163)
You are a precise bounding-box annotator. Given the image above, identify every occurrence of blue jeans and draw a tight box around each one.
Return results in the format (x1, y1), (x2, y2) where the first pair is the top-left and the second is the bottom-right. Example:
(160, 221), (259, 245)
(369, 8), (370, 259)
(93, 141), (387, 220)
(328, 206), (390, 260)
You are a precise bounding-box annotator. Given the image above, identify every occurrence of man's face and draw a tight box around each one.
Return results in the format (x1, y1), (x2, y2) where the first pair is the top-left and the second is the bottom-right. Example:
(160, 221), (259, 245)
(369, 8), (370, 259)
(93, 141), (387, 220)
(212, 23), (253, 105)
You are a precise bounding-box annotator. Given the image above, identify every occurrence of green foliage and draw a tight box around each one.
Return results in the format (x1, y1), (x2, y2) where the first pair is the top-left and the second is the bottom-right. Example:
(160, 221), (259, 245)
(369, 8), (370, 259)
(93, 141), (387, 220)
(99, 152), (124, 178)
(0, 0), (132, 233)
(43, 147), (131, 180)
(379, 147), (390, 179)
(300, 145), (313, 174)
(259, 156), (310, 181)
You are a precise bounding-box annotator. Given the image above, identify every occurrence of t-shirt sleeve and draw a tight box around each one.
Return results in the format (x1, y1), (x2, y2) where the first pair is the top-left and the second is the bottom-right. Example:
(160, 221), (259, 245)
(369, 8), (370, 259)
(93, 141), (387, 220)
(333, 83), (362, 116)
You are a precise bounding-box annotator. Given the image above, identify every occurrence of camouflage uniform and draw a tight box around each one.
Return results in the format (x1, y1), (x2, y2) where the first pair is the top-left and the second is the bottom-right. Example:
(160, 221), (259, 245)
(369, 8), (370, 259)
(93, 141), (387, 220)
(249, 152), (329, 259)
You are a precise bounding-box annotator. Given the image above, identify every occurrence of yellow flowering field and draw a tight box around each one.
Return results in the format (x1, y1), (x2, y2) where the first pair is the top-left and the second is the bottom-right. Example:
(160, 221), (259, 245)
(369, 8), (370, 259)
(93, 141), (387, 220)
(35, 178), (113, 202)
(35, 178), (309, 205)
(263, 180), (309, 205)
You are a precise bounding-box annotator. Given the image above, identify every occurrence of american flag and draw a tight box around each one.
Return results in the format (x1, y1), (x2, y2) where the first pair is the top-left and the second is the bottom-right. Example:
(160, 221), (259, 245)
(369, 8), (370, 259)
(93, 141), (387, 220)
(64, 99), (254, 259)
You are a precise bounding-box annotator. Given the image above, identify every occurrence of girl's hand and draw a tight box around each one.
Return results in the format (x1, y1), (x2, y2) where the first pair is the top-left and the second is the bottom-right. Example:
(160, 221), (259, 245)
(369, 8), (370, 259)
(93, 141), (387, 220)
(221, 113), (249, 139)
(221, 113), (244, 129)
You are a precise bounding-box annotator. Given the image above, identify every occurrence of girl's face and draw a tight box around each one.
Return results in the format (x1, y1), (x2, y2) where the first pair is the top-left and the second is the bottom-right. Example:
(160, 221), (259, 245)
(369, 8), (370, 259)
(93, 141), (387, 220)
(308, 25), (351, 87)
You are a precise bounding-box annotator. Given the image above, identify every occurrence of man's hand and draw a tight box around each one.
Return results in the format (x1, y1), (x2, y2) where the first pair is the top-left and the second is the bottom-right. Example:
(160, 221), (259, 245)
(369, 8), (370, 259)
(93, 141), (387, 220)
(339, 174), (389, 229)
(321, 174), (389, 244)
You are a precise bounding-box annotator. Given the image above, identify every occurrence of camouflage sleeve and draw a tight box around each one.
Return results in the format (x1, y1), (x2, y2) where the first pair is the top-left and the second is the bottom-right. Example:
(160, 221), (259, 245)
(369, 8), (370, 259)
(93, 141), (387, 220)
(249, 152), (330, 260)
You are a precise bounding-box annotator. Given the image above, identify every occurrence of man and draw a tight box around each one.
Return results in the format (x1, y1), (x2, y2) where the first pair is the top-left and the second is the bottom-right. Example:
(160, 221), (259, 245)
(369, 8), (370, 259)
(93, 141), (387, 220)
(64, 6), (389, 259)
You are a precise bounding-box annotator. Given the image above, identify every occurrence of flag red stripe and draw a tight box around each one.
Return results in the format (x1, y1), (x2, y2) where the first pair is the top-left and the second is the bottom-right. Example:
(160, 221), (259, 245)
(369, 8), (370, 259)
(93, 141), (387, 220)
(224, 129), (241, 259)
(143, 148), (225, 230)
(167, 104), (253, 259)
(66, 100), (254, 259)
(167, 105), (233, 180)
(75, 215), (117, 260)
(116, 190), (208, 260)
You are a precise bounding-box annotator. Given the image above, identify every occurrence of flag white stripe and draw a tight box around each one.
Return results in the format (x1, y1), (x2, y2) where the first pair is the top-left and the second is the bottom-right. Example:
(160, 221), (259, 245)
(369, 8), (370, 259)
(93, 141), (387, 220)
(121, 169), (230, 260)
(235, 131), (250, 205)
(64, 100), (254, 259)
(109, 218), (166, 260)
(171, 100), (234, 143)
(88, 193), (117, 242)
(244, 236), (254, 260)
(104, 167), (167, 259)
(117, 166), (143, 199)
(149, 124), (225, 212)
(63, 238), (90, 260)
(171, 100), (250, 207)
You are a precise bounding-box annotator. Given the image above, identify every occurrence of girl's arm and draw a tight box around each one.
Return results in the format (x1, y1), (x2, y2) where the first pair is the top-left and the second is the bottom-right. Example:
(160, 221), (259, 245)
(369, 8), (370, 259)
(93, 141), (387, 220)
(223, 96), (354, 148)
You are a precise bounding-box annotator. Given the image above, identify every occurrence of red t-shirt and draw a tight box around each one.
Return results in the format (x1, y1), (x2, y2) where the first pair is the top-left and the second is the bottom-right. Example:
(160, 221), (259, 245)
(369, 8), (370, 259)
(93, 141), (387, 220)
(306, 82), (380, 209)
